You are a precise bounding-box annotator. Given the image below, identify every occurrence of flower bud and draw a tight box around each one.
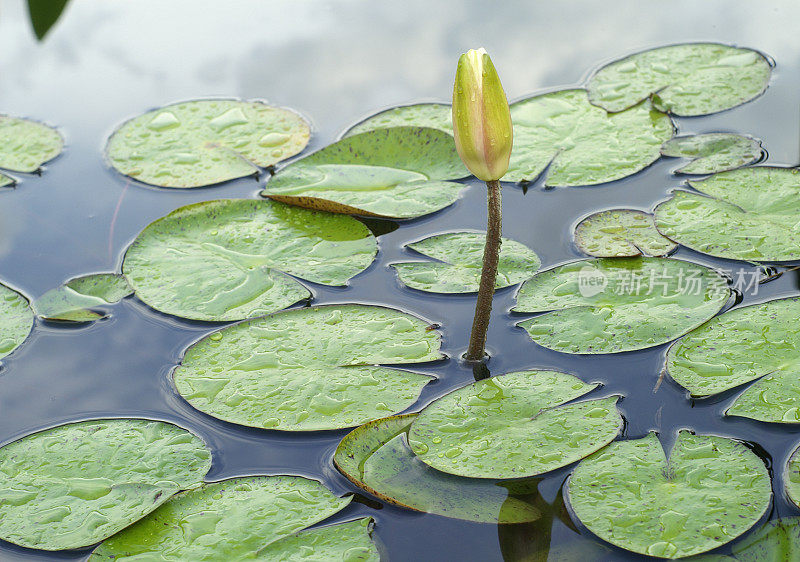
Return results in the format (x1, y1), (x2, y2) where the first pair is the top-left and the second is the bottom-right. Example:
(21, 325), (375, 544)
(452, 48), (513, 182)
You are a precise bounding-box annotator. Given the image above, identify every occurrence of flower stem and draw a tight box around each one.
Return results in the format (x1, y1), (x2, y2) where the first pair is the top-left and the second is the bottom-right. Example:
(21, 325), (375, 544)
(466, 179), (502, 361)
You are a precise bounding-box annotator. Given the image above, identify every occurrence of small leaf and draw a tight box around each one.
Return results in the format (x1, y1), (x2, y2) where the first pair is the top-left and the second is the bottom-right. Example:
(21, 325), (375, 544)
(342, 103), (452, 137)
(256, 518), (380, 561)
(174, 304), (442, 431)
(730, 517), (800, 561)
(391, 231), (540, 293)
(34, 273), (132, 322)
(568, 432), (772, 558)
(514, 257), (729, 354)
(574, 209), (677, 257)
(661, 133), (763, 174)
(123, 199), (376, 321)
(0, 282), (34, 360)
(0, 115), (63, 173)
(106, 99), (310, 188)
(0, 173), (14, 188)
(588, 43), (772, 116)
(407, 370), (622, 479)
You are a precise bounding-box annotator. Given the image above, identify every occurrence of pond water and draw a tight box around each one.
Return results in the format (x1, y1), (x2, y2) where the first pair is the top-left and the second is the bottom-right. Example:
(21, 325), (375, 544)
(1, 1), (800, 560)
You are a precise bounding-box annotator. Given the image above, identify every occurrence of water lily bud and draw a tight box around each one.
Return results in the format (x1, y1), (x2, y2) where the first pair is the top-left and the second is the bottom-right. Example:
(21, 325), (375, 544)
(452, 48), (513, 182)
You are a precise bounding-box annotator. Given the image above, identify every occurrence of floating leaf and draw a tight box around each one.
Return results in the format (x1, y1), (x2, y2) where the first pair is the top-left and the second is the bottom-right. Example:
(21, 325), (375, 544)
(90, 476), (351, 560)
(175, 304), (442, 431)
(0, 419), (211, 550)
(568, 432), (771, 558)
(123, 199), (376, 321)
(34, 273), (132, 322)
(503, 89), (673, 185)
(256, 518), (379, 561)
(661, 134), (763, 175)
(0, 173), (14, 188)
(513, 257), (729, 354)
(106, 99), (310, 188)
(260, 126), (467, 219)
(654, 167), (800, 262)
(390, 231), (540, 293)
(574, 209), (677, 257)
(407, 370), (622, 479)
(728, 518), (800, 562)
(0, 115), (63, 172)
(342, 103), (452, 137)
(588, 43), (772, 116)
(787, 447), (800, 509)
(334, 414), (540, 523)
(0, 282), (34, 360)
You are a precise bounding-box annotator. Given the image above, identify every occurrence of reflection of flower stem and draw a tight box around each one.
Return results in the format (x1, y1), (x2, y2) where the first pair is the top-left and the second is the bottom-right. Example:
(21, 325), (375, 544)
(466, 179), (502, 361)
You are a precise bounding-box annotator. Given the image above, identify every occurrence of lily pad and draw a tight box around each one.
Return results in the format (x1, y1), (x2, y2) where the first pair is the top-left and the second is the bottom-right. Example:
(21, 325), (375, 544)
(0, 418), (211, 550)
(260, 126), (467, 219)
(568, 431), (772, 558)
(122, 199), (376, 321)
(0, 173), (14, 188)
(0, 282), (34, 360)
(667, 296), (800, 423)
(34, 273), (132, 322)
(654, 167), (800, 262)
(513, 257), (729, 354)
(174, 304), (442, 431)
(90, 476), (352, 560)
(342, 103), (452, 137)
(390, 231), (540, 293)
(0, 115), (63, 172)
(588, 43), (772, 116)
(574, 209), (677, 257)
(407, 370), (622, 479)
(786, 446), (800, 509)
(728, 518), (800, 562)
(334, 413), (541, 523)
(106, 99), (310, 188)
(661, 134), (763, 175)
(256, 518), (379, 561)
(503, 89), (673, 185)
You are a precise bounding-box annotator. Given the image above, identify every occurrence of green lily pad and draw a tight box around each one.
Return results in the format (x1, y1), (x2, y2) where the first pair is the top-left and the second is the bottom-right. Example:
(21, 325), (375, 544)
(513, 257), (729, 354)
(174, 304), (442, 431)
(90, 476), (351, 560)
(342, 103), (452, 137)
(568, 431), (772, 559)
(407, 370), (622, 479)
(786, 447), (800, 509)
(574, 209), (677, 257)
(728, 518), (800, 562)
(588, 43), (772, 116)
(0, 115), (63, 172)
(0, 173), (14, 187)
(106, 99), (310, 188)
(0, 418), (211, 550)
(123, 199), (376, 321)
(0, 282), (34, 361)
(334, 413), (541, 523)
(661, 134), (763, 175)
(390, 231), (540, 293)
(34, 273), (132, 322)
(256, 518), (379, 561)
(504, 89), (673, 185)
(654, 167), (800, 262)
(260, 126), (467, 219)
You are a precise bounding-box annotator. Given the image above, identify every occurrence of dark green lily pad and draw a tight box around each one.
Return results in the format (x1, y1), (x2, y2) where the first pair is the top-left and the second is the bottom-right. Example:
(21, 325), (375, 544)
(342, 103), (452, 137)
(0, 419), (211, 550)
(106, 99), (310, 188)
(34, 273), (132, 322)
(655, 167), (800, 262)
(261, 126), (466, 219)
(407, 370), (622, 479)
(727, 518), (800, 562)
(0, 282), (34, 360)
(256, 518), (379, 561)
(513, 257), (729, 354)
(90, 476), (351, 560)
(661, 134), (763, 175)
(568, 431), (771, 559)
(504, 89), (673, 185)
(334, 414), (541, 523)
(122, 199), (376, 321)
(667, 296), (800, 423)
(175, 304), (442, 431)
(588, 43), (772, 116)
(574, 209), (677, 257)
(390, 231), (540, 293)
(0, 115), (63, 172)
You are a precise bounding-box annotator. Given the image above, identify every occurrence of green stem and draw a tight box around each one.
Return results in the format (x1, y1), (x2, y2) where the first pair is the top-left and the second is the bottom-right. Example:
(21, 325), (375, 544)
(466, 179), (502, 361)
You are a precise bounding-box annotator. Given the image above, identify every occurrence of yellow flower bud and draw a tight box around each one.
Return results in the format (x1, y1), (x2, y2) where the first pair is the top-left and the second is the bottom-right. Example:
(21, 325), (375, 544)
(452, 48), (513, 182)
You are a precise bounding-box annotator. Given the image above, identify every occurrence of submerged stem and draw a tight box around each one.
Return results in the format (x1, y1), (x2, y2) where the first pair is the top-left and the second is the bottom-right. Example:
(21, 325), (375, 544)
(466, 179), (502, 361)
